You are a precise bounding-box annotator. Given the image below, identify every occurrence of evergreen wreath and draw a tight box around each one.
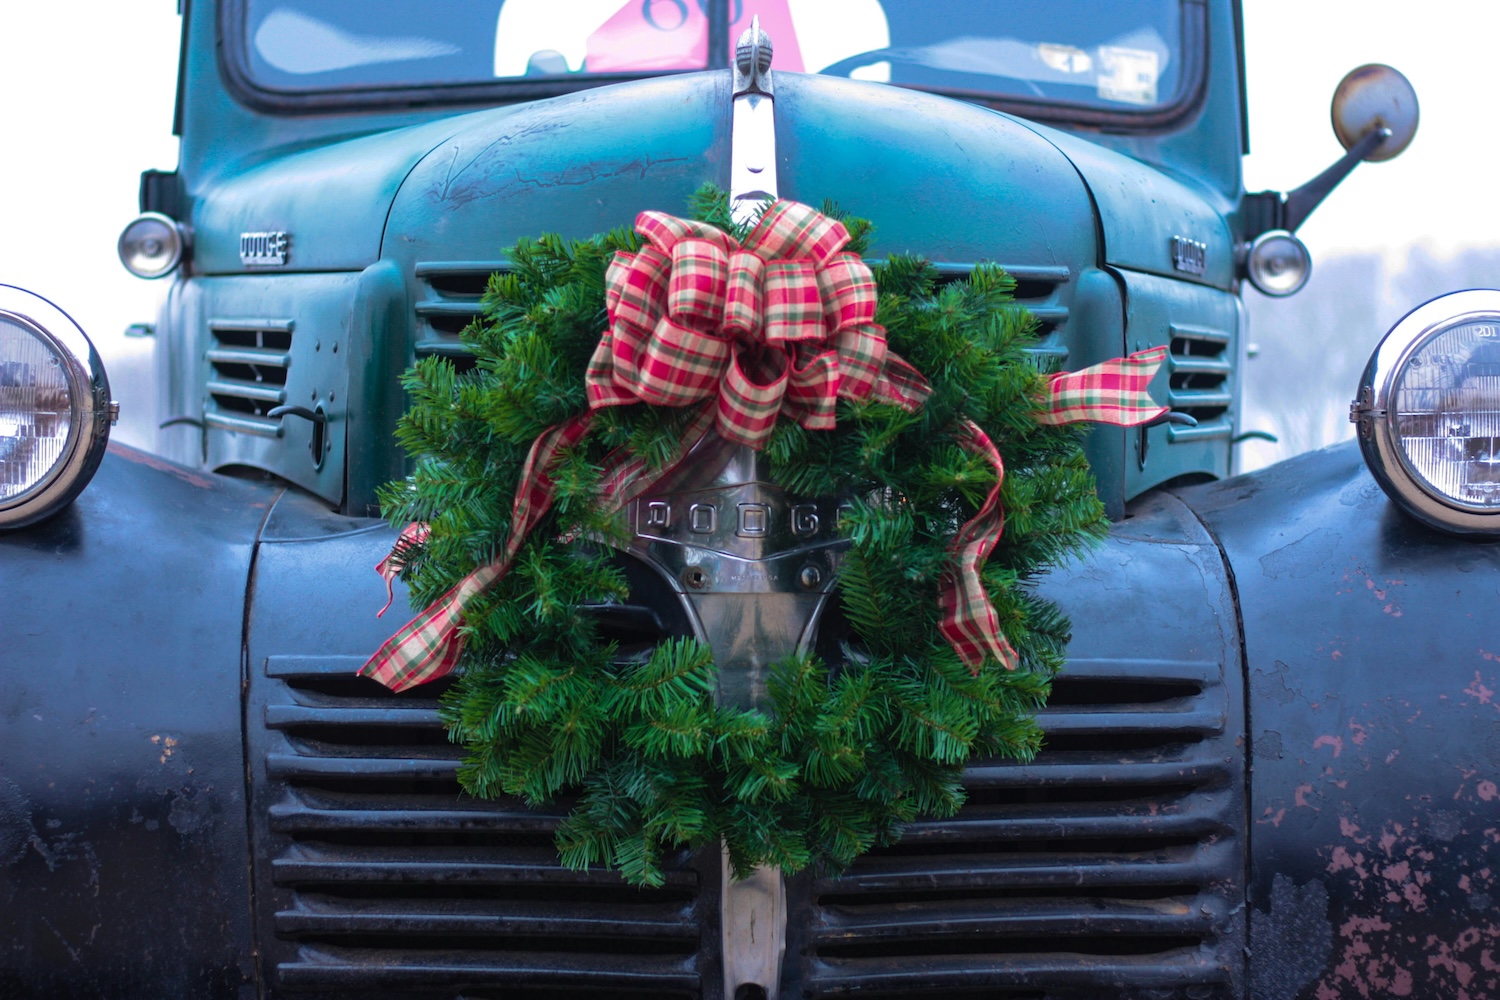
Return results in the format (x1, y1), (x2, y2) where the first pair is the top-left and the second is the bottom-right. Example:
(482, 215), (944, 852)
(378, 188), (1109, 887)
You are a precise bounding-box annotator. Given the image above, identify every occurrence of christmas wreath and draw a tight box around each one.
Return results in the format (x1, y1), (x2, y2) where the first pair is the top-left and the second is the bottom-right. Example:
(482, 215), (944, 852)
(362, 188), (1166, 886)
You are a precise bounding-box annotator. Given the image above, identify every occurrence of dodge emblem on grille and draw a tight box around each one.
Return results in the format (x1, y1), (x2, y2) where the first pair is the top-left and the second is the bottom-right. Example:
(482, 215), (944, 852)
(241, 231), (290, 267)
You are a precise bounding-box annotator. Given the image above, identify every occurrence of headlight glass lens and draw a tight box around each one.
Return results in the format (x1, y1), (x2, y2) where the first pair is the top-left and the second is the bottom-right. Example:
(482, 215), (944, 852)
(1391, 319), (1500, 510)
(0, 313), (77, 503)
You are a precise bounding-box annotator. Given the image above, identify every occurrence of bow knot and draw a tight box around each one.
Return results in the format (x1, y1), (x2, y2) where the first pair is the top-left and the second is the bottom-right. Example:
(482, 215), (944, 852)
(587, 202), (905, 448)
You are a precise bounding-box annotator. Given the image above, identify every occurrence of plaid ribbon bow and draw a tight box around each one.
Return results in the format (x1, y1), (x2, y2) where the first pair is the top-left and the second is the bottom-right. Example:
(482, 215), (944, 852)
(586, 200), (926, 443)
(360, 201), (1168, 692)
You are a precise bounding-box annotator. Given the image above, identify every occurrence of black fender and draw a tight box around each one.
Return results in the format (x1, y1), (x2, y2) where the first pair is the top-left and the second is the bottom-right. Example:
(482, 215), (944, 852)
(0, 445), (279, 999)
(1176, 441), (1500, 1000)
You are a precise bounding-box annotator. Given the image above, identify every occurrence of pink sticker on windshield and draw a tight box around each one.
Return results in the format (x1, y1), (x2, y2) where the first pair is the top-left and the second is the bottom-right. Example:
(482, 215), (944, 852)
(729, 2), (803, 72)
(587, 1), (709, 73)
(586, 0), (805, 74)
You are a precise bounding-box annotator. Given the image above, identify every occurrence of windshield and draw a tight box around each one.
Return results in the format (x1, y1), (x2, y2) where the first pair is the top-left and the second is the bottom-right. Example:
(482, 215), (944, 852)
(236, 0), (1187, 114)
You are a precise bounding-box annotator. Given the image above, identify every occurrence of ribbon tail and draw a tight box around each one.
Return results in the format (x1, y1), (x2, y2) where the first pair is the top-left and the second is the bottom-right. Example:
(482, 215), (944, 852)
(361, 413), (595, 691)
(375, 521), (431, 617)
(359, 569), (486, 692)
(1038, 345), (1169, 427)
(937, 419), (1019, 673)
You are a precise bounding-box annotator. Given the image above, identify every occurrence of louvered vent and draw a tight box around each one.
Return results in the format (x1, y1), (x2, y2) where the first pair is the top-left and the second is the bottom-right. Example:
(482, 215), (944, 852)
(258, 651), (710, 997)
(1166, 323), (1234, 443)
(410, 260), (1069, 367)
(413, 261), (507, 366)
(204, 318), (294, 436)
(789, 656), (1241, 999)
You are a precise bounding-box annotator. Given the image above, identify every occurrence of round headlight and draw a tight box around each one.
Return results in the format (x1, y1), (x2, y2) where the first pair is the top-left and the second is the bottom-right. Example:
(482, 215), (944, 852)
(118, 212), (187, 279)
(0, 285), (113, 529)
(1352, 289), (1500, 536)
(1246, 230), (1312, 297)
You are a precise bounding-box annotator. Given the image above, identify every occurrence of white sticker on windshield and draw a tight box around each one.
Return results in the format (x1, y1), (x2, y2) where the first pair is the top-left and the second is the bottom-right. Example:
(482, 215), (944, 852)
(1037, 43), (1091, 75)
(1097, 45), (1159, 105)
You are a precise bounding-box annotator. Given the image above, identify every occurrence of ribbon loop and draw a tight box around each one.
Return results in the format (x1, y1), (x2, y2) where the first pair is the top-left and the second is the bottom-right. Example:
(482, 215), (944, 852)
(667, 238), (729, 327)
(717, 347), (788, 448)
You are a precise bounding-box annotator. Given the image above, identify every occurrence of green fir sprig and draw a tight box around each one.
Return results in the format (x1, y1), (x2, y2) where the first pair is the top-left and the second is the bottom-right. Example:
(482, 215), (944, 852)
(379, 187), (1107, 886)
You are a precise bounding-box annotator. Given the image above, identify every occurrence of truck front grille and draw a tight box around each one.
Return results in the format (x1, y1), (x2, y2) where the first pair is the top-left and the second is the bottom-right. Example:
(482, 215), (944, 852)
(257, 654), (709, 997)
(788, 656), (1242, 1000)
(204, 317), (294, 437)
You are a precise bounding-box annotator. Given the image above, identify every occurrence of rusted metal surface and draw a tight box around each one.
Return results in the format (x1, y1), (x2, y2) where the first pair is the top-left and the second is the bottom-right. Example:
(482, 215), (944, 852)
(0, 447), (277, 998)
(1177, 442), (1500, 1000)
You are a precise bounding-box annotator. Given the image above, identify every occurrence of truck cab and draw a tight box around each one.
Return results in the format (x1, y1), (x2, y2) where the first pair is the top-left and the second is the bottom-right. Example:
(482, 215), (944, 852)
(3, 3), (1495, 998)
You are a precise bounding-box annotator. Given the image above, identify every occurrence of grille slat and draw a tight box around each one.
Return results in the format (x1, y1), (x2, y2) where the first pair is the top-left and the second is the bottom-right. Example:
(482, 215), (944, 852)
(895, 802), (1231, 844)
(1038, 707), (1224, 737)
(272, 843), (699, 889)
(962, 758), (1228, 789)
(806, 949), (1228, 995)
(816, 840), (1234, 895)
(813, 895), (1214, 943)
(275, 893), (701, 940)
(266, 754), (460, 780)
(266, 704), (444, 729)
(277, 945), (702, 993)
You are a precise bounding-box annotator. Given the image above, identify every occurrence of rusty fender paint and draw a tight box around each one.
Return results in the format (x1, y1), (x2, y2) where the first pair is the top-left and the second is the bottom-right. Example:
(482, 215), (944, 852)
(0, 446), (280, 999)
(1177, 442), (1500, 1000)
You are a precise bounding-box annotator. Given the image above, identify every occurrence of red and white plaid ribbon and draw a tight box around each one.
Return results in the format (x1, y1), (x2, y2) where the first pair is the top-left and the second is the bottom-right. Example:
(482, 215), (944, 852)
(361, 201), (1169, 691)
(586, 200), (923, 443)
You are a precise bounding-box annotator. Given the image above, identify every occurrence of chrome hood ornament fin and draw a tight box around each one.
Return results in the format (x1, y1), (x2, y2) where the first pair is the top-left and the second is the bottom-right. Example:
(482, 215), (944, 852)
(729, 16), (778, 226)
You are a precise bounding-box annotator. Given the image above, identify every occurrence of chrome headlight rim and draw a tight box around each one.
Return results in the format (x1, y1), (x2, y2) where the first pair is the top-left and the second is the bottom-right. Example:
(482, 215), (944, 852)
(0, 285), (112, 530)
(118, 211), (188, 279)
(1356, 288), (1500, 536)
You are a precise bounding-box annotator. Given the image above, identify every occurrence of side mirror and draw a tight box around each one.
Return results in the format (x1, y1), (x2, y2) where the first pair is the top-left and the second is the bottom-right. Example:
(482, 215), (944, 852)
(1241, 65), (1418, 296)
(1332, 63), (1419, 163)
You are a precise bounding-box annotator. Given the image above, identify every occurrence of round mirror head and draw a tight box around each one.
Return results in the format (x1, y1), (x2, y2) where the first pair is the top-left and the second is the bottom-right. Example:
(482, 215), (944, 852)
(1332, 64), (1419, 162)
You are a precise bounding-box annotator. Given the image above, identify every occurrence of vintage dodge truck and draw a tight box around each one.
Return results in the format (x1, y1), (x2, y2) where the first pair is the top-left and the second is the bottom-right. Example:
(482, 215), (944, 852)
(3, 2), (1496, 998)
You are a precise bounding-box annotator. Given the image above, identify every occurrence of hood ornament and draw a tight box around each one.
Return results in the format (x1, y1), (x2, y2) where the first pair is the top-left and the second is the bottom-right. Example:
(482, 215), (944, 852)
(729, 16), (777, 226)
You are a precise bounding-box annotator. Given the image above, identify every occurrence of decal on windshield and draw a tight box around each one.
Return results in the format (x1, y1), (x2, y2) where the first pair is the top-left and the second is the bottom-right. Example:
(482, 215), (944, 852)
(1097, 45), (1159, 105)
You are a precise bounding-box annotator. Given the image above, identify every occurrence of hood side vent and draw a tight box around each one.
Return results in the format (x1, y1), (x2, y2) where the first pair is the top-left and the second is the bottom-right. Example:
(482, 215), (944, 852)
(882, 261), (1073, 369)
(1166, 322), (1233, 442)
(789, 655), (1242, 1000)
(204, 317), (294, 436)
(413, 260), (509, 364)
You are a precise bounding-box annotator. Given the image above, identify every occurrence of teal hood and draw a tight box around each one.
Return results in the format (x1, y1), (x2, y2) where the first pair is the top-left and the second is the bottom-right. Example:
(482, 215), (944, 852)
(381, 71), (1096, 273)
(193, 70), (1230, 291)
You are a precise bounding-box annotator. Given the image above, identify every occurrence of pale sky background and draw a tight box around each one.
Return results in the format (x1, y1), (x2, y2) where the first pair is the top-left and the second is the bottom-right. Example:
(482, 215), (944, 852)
(0, 2), (1496, 459)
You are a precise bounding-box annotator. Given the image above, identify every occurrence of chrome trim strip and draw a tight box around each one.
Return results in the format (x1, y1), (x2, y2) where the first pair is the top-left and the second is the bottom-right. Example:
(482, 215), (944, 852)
(209, 317), (295, 333)
(207, 379), (287, 403)
(204, 411), (283, 437)
(206, 347), (290, 368)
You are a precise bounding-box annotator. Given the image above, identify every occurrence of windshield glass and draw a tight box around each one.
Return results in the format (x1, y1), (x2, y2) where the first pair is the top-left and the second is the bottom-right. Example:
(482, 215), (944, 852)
(237, 0), (1186, 113)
